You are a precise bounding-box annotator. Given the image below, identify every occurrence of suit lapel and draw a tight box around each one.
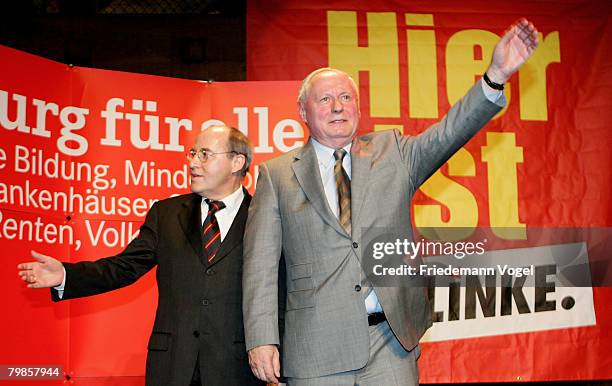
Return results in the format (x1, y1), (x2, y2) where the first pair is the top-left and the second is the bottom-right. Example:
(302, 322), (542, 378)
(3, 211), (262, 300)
(350, 135), (373, 233)
(208, 189), (252, 267)
(178, 194), (207, 266)
(292, 140), (347, 237)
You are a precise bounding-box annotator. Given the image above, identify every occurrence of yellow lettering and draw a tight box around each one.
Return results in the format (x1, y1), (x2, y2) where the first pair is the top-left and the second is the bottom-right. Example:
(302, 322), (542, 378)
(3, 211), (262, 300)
(481, 132), (526, 239)
(415, 148), (478, 240)
(519, 32), (561, 121)
(406, 13), (438, 118)
(327, 11), (400, 117)
(446, 29), (510, 119)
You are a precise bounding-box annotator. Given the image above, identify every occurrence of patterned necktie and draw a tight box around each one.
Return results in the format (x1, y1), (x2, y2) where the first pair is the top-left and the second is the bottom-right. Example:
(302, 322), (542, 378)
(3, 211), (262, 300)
(202, 199), (226, 263)
(334, 149), (351, 234)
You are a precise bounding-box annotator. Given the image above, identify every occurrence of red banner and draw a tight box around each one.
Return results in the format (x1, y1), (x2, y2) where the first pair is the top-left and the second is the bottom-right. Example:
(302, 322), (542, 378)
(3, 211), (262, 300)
(2, 0), (612, 378)
(245, 0), (612, 382)
(1, 45), (301, 385)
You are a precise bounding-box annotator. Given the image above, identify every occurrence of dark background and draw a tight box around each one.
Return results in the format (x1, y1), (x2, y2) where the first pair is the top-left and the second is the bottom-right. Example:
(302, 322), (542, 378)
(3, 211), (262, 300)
(0, 0), (246, 81)
(1, 0), (610, 385)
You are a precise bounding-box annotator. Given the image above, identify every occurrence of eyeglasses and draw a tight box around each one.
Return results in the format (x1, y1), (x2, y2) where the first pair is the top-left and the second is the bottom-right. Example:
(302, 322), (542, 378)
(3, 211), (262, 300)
(187, 148), (240, 163)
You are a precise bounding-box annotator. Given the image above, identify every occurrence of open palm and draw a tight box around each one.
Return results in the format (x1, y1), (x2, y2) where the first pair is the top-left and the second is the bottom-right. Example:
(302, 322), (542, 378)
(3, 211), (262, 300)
(488, 18), (539, 83)
(17, 250), (64, 288)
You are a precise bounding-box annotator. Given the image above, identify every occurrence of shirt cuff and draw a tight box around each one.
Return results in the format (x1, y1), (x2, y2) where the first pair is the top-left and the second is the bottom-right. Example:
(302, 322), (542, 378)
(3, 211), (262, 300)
(53, 266), (66, 299)
(481, 78), (504, 103)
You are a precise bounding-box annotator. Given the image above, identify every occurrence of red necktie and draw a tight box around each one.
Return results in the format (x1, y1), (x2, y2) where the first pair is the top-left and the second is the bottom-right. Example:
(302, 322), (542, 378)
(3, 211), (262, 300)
(202, 199), (225, 263)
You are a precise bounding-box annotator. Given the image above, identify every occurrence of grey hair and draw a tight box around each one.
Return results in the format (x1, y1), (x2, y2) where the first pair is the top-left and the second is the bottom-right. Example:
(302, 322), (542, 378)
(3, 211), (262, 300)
(297, 67), (359, 106)
(226, 126), (253, 177)
(203, 125), (253, 177)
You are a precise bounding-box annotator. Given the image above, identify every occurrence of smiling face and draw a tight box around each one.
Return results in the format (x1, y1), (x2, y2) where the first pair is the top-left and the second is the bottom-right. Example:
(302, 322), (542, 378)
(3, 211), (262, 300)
(188, 126), (244, 199)
(298, 70), (360, 148)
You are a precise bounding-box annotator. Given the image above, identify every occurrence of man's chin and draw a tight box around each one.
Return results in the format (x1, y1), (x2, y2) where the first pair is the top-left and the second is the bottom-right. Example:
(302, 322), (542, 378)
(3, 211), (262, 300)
(331, 128), (356, 140)
(190, 183), (206, 195)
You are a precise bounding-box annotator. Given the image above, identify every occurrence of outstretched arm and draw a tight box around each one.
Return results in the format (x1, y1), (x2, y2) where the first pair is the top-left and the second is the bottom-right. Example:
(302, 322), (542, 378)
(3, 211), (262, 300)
(404, 18), (539, 189)
(17, 202), (160, 300)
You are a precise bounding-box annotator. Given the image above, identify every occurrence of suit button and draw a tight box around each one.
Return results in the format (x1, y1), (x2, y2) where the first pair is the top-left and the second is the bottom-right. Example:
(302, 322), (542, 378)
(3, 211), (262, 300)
(202, 299), (210, 306)
(205, 268), (214, 275)
(193, 331), (200, 337)
(352, 242), (359, 248)
(355, 284), (362, 292)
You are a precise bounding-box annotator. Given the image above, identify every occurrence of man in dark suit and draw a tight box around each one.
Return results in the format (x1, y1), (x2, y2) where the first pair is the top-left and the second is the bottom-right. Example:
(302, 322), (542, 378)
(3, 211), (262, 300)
(18, 125), (264, 386)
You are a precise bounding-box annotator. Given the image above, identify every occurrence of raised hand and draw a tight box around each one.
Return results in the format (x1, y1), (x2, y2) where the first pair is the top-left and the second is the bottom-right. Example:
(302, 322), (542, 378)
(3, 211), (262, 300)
(487, 18), (539, 84)
(17, 250), (64, 288)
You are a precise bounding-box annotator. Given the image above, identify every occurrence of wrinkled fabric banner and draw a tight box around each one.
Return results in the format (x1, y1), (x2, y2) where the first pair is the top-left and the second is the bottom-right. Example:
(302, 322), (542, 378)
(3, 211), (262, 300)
(1, 45), (301, 385)
(246, 0), (612, 382)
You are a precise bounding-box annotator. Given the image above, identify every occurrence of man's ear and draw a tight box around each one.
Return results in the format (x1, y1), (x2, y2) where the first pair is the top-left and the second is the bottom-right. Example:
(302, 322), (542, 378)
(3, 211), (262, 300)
(231, 153), (246, 175)
(298, 102), (307, 123)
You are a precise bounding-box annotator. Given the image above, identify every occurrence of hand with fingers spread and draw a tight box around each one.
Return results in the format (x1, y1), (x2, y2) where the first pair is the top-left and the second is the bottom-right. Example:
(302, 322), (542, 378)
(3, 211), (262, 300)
(248, 344), (281, 384)
(17, 250), (64, 288)
(486, 18), (539, 84)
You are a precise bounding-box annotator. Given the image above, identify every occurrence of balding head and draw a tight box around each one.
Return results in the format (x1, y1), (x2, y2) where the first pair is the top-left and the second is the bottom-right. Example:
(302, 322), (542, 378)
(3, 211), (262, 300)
(189, 125), (252, 199)
(297, 67), (359, 108)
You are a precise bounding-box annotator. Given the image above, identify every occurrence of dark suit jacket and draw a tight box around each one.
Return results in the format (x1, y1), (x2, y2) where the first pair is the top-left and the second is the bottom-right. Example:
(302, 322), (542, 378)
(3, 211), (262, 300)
(52, 191), (266, 386)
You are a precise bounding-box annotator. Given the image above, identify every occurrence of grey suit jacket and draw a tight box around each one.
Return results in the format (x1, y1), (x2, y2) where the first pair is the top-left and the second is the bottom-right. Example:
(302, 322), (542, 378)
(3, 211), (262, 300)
(243, 82), (504, 378)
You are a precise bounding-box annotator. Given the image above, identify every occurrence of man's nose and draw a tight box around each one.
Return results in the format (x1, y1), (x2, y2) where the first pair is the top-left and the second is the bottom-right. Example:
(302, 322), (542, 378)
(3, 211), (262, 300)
(332, 98), (343, 113)
(188, 156), (199, 169)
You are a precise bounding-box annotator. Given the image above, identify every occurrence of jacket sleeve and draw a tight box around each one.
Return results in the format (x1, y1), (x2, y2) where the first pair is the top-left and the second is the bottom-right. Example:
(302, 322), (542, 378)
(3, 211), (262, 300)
(243, 162), (283, 351)
(51, 201), (160, 301)
(399, 81), (505, 190)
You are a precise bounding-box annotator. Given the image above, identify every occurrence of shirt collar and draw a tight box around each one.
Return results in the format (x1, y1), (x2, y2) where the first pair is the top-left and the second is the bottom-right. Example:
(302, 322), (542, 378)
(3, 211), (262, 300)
(311, 137), (352, 169)
(202, 186), (244, 213)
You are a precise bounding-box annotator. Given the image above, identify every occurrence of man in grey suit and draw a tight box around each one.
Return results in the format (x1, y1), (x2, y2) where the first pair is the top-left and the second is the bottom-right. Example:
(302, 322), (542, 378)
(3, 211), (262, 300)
(244, 19), (539, 385)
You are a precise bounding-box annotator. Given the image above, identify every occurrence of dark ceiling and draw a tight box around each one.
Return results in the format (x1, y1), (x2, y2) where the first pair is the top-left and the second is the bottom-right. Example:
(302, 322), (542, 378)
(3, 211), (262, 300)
(0, 0), (247, 81)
